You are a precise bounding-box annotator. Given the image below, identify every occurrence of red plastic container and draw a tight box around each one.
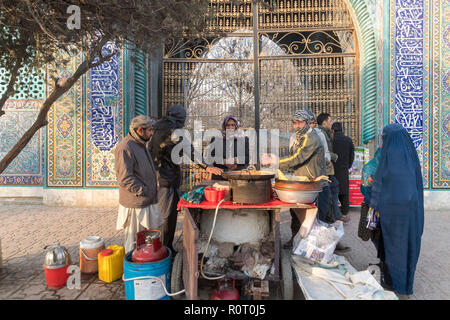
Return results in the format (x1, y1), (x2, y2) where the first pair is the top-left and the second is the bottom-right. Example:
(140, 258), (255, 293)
(204, 188), (216, 202)
(216, 189), (226, 202)
(43, 265), (70, 289)
(204, 188), (226, 203)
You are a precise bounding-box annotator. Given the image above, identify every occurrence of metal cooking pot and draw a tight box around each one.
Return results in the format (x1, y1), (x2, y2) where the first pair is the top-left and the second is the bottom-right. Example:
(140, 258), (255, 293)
(274, 178), (323, 192)
(44, 244), (71, 269)
(274, 188), (320, 204)
(222, 170), (275, 204)
(221, 170), (275, 180)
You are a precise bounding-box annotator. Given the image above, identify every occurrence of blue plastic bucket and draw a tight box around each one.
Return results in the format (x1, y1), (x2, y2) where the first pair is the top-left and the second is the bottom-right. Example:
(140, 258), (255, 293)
(123, 248), (172, 300)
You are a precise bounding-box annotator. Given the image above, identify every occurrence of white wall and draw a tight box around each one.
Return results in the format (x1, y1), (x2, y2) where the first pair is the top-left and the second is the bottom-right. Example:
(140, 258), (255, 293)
(0, 187), (44, 199)
(43, 189), (119, 207)
(424, 191), (450, 211)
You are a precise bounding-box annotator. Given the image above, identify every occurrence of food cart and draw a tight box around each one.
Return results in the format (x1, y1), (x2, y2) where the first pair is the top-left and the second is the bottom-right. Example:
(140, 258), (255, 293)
(173, 191), (317, 300)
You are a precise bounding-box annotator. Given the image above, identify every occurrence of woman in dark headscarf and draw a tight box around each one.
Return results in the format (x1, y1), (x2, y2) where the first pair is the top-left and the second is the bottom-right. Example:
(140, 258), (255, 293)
(369, 124), (424, 295)
(205, 115), (250, 180)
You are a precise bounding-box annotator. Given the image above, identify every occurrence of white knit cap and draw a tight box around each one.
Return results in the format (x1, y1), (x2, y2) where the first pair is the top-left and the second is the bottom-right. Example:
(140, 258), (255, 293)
(130, 115), (155, 131)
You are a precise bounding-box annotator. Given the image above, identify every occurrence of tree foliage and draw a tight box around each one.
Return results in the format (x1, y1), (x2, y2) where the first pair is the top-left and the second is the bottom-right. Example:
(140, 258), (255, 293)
(0, 0), (221, 173)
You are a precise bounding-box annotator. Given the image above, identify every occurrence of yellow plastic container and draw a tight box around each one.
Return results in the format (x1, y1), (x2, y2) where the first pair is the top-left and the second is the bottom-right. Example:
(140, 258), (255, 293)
(98, 245), (125, 283)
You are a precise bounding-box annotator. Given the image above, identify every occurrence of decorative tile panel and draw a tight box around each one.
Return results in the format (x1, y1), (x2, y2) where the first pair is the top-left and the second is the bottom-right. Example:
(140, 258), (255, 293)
(0, 71), (45, 185)
(0, 110), (44, 185)
(46, 54), (83, 187)
(0, 67), (45, 100)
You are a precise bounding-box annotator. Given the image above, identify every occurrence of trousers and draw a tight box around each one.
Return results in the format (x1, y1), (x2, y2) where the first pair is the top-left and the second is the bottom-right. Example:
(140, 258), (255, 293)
(317, 183), (331, 222)
(329, 176), (342, 221)
(157, 186), (181, 252)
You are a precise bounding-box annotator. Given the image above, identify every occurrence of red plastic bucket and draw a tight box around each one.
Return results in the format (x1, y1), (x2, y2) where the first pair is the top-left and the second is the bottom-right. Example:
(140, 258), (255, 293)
(204, 188), (226, 203)
(204, 188), (217, 202)
(216, 189), (226, 202)
(43, 265), (70, 289)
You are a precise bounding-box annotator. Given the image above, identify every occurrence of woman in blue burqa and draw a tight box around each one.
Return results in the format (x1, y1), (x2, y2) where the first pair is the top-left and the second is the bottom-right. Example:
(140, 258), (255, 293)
(368, 124), (424, 295)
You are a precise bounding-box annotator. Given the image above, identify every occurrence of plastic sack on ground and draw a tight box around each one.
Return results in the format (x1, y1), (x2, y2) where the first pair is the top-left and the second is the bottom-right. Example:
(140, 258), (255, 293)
(292, 219), (344, 264)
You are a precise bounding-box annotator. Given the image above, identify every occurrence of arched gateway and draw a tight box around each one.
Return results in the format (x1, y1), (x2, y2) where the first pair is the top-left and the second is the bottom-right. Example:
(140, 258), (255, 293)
(161, 0), (373, 187)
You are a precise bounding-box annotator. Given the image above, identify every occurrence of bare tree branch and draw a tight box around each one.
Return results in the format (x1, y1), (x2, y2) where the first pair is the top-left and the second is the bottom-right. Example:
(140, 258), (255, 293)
(0, 0), (217, 174)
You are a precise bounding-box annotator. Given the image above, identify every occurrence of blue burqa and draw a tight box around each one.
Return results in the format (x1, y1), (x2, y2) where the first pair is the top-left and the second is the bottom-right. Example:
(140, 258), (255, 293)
(369, 124), (424, 295)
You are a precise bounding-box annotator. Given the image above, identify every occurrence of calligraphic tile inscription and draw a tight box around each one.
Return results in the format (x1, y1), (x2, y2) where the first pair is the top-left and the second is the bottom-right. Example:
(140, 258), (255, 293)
(393, 0), (424, 148)
(391, 0), (431, 188)
(46, 54), (83, 187)
(85, 44), (124, 187)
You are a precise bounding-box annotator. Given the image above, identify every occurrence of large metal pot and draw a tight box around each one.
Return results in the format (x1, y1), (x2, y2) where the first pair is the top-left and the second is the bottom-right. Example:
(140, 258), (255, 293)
(222, 170), (275, 204)
(221, 170), (275, 181)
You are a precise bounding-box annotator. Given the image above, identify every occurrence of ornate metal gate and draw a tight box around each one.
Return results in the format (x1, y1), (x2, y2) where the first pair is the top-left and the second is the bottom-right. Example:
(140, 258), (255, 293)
(162, 0), (359, 188)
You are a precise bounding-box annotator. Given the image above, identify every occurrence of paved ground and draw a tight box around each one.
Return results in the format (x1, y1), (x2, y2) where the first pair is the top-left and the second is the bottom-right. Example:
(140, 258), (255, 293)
(0, 203), (448, 300)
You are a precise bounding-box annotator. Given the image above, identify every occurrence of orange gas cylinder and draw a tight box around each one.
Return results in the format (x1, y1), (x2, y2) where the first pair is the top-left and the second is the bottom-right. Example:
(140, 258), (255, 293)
(131, 230), (167, 263)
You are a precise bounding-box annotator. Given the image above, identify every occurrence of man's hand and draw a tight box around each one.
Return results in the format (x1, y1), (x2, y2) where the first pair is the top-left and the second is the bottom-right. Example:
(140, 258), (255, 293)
(206, 166), (224, 176)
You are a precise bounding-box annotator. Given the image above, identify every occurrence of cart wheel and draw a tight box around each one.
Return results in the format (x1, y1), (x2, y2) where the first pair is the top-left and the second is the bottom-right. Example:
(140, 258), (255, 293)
(171, 251), (184, 300)
(280, 248), (294, 300)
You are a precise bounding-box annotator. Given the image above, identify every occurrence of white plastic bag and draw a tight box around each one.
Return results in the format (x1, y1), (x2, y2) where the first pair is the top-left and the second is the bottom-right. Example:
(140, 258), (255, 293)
(293, 219), (344, 264)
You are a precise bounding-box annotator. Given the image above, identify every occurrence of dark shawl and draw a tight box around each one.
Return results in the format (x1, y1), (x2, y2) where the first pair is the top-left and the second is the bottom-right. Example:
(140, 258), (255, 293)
(209, 115), (250, 179)
(369, 124), (424, 295)
(149, 104), (206, 188)
(163, 104), (187, 129)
